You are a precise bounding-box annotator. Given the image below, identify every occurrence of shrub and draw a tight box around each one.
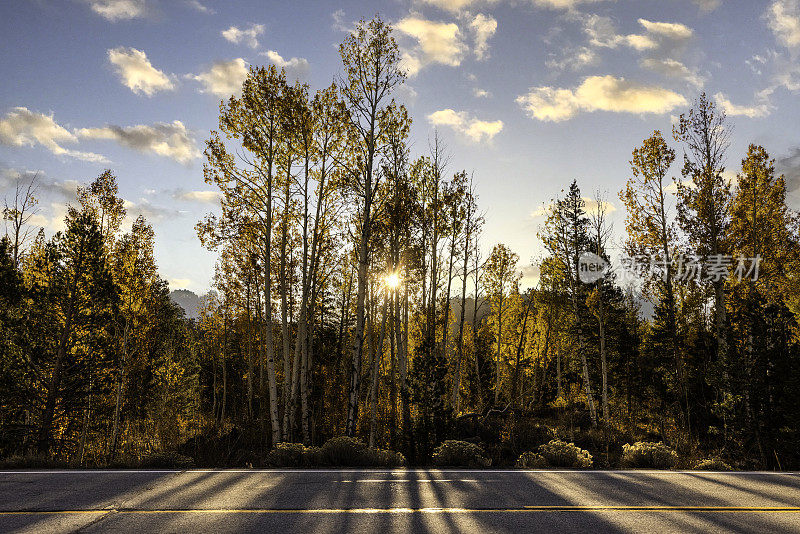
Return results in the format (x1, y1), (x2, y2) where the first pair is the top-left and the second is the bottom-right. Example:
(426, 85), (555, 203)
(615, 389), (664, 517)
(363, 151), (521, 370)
(620, 441), (677, 469)
(516, 451), (549, 468)
(367, 448), (407, 468)
(265, 438), (406, 468)
(537, 439), (593, 468)
(266, 442), (307, 467)
(317, 436), (369, 466)
(371, 448), (406, 467)
(511, 421), (556, 452)
(303, 446), (322, 466)
(693, 458), (732, 471)
(432, 440), (491, 468)
(0, 454), (69, 469)
(138, 451), (195, 469)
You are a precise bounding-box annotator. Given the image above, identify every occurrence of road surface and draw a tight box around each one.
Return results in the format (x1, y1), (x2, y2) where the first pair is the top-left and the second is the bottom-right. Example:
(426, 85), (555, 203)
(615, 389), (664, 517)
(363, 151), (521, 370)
(1, 469), (799, 532)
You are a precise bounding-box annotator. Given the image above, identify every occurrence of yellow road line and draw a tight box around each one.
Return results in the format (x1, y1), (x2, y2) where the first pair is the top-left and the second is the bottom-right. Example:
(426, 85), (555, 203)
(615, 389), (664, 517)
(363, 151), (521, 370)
(2, 506), (800, 515)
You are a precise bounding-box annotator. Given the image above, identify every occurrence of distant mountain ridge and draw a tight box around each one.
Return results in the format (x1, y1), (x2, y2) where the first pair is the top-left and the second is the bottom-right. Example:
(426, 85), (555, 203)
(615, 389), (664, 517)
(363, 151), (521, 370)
(170, 289), (201, 320)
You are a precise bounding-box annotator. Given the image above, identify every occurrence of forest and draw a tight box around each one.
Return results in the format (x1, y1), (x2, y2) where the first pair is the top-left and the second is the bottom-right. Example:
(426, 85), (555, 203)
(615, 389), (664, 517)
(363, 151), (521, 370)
(1, 16), (799, 471)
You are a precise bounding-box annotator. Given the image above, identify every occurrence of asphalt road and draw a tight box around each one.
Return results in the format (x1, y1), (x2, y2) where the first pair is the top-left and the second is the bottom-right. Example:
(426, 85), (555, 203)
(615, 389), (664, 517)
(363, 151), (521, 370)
(1, 469), (799, 533)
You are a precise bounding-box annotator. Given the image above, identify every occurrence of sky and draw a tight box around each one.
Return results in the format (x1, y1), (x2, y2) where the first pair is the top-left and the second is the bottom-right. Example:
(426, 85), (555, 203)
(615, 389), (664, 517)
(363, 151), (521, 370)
(2, 0), (800, 293)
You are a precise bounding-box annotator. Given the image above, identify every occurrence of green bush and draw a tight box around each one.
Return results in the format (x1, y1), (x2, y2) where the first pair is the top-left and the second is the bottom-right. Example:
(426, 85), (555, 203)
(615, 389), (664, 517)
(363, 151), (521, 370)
(620, 441), (677, 469)
(432, 440), (491, 467)
(537, 439), (593, 468)
(264, 438), (405, 468)
(693, 458), (732, 471)
(318, 436), (369, 466)
(266, 442), (307, 467)
(516, 451), (549, 468)
(303, 446), (322, 466)
(368, 448), (407, 468)
(137, 451), (195, 469)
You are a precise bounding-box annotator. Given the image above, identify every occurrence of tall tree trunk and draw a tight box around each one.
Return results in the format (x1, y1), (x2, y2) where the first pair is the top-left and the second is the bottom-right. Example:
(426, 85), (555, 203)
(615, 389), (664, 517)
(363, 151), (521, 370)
(453, 235), (470, 412)
(472, 253), (483, 412)
(280, 154), (293, 440)
(571, 233), (597, 426)
(369, 293), (389, 448)
(400, 273), (412, 451)
(389, 290), (397, 449)
(39, 241), (84, 453)
(428, 187), (439, 342)
(263, 242), (281, 446)
(110, 321), (128, 459)
(511, 292), (533, 406)
(221, 306), (228, 422)
(599, 300), (609, 424)
(574, 295), (597, 426)
(78, 375), (92, 466)
(246, 277), (253, 420)
(346, 188), (372, 437)
(291, 149), (312, 440)
(494, 294), (504, 405)
(442, 231), (456, 404)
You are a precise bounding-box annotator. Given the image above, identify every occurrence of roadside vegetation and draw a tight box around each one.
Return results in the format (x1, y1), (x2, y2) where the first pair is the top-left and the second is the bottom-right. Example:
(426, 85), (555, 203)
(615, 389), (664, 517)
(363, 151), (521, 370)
(1, 15), (799, 472)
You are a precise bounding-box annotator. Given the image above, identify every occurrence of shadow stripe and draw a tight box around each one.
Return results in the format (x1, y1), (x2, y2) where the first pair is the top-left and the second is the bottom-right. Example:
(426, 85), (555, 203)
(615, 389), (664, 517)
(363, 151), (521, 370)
(2, 506), (800, 515)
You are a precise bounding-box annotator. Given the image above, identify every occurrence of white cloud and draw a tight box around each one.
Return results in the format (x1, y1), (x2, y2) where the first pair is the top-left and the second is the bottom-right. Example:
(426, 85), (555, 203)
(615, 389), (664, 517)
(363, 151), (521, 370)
(418, 0), (608, 12)
(758, 49), (800, 97)
(170, 278), (192, 289)
(108, 47), (175, 96)
(530, 0), (606, 7)
(263, 50), (311, 81)
(331, 9), (356, 33)
(516, 75), (687, 122)
(578, 15), (693, 56)
(0, 107), (107, 162)
(638, 19), (693, 41)
(581, 14), (656, 50)
(666, 175), (725, 193)
(665, 178), (694, 194)
(186, 0), (214, 14)
(0, 169), (79, 204)
(396, 84), (419, 103)
(714, 92), (771, 118)
(175, 190), (223, 203)
(41, 178), (81, 200)
(530, 203), (553, 218)
(583, 197), (617, 215)
(768, 0), (800, 49)
(470, 13), (497, 61)
(546, 46), (598, 71)
(473, 88), (491, 98)
(122, 198), (182, 223)
(427, 109), (504, 142)
(641, 58), (705, 88)
(400, 53), (423, 77)
(222, 24), (265, 49)
(416, 0), (492, 13)
(396, 16), (468, 76)
(28, 202), (69, 233)
(76, 121), (201, 164)
(189, 58), (249, 97)
(636, 19), (700, 86)
(693, 0), (722, 12)
(84, 0), (146, 21)
(574, 15), (701, 85)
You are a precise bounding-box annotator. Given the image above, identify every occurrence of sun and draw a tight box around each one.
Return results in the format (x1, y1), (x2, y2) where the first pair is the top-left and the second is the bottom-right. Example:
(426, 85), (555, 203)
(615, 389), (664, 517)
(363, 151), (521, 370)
(384, 272), (401, 289)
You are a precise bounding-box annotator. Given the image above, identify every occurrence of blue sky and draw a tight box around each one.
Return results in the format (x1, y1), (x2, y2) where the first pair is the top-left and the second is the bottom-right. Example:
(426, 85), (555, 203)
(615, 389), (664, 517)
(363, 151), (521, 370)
(2, 0), (799, 292)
